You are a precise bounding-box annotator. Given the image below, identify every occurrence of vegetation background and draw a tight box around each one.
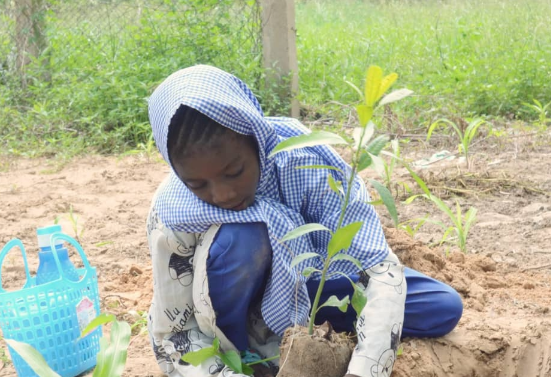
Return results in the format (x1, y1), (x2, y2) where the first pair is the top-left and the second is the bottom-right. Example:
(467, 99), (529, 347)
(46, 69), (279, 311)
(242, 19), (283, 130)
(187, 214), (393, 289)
(0, 0), (550, 158)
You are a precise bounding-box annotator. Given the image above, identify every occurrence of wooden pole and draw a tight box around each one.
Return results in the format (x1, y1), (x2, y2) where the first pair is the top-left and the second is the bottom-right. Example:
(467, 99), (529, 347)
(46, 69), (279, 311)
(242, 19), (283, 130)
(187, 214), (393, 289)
(260, 0), (299, 118)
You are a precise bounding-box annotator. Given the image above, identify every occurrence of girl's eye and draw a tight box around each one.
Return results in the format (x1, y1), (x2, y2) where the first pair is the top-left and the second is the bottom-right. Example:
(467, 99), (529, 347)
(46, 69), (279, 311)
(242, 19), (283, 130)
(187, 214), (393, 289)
(226, 167), (244, 178)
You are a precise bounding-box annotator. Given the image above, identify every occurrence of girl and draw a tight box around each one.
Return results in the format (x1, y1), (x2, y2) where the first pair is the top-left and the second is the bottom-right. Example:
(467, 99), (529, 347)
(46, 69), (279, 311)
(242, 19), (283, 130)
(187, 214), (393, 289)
(146, 65), (462, 377)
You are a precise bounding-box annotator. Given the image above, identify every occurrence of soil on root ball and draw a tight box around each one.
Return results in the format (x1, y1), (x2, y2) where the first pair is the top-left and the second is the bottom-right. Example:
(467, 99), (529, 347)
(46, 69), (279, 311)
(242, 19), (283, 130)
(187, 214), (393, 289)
(278, 322), (355, 377)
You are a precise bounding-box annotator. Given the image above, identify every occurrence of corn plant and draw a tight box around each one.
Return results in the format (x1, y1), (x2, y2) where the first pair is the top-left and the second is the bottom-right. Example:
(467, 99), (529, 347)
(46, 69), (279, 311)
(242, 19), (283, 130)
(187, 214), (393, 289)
(427, 118), (486, 169)
(404, 166), (477, 253)
(523, 99), (550, 129)
(398, 215), (429, 238)
(270, 66), (412, 335)
(3, 313), (130, 377)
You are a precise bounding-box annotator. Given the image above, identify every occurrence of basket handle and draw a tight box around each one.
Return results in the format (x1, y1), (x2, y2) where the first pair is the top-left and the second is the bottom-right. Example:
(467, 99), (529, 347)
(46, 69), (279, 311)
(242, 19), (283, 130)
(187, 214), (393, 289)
(49, 233), (93, 281)
(0, 239), (32, 293)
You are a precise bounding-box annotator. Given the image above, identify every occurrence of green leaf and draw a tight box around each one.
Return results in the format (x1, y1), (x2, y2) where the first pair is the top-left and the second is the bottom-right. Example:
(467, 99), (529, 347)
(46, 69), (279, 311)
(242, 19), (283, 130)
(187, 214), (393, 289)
(290, 252), (322, 268)
(356, 104), (374, 126)
(403, 194), (424, 205)
(344, 79), (364, 100)
(181, 346), (217, 366)
(379, 88), (413, 106)
(331, 253), (363, 270)
(377, 73), (399, 100)
(92, 320), (131, 377)
(302, 267), (320, 278)
(351, 283), (367, 317)
(327, 222), (363, 257)
(242, 364), (255, 376)
(213, 337), (220, 351)
(353, 122), (375, 150)
(295, 165), (343, 173)
(365, 134), (389, 156)
(318, 295), (350, 313)
(465, 118), (486, 144)
(220, 350), (242, 374)
(269, 131), (348, 157)
(280, 223), (331, 243)
(5, 339), (61, 377)
(365, 66), (383, 107)
(428, 195), (456, 227)
(463, 207), (477, 239)
(327, 174), (343, 196)
(404, 165), (431, 197)
(368, 152), (385, 177)
(369, 179), (398, 226)
(80, 313), (116, 338)
(357, 151), (372, 172)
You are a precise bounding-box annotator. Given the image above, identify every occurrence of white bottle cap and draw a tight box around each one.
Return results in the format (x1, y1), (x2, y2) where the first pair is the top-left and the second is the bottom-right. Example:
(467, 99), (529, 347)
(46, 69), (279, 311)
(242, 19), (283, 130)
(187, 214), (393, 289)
(37, 225), (64, 249)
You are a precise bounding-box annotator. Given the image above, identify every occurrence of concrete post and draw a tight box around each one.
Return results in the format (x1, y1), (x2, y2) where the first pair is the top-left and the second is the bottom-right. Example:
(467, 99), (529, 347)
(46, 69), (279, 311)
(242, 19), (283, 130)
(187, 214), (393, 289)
(260, 0), (299, 118)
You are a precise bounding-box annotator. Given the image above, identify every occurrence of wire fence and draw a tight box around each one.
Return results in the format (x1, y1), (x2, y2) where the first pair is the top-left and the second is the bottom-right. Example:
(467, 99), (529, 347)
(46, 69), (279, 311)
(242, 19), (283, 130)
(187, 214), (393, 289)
(0, 0), (264, 152)
(1, 0), (262, 76)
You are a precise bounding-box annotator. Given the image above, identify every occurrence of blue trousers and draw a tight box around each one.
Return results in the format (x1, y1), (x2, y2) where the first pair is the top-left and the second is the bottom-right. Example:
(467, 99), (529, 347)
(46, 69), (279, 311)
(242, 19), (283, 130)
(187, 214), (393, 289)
(207, 223), (463, 351)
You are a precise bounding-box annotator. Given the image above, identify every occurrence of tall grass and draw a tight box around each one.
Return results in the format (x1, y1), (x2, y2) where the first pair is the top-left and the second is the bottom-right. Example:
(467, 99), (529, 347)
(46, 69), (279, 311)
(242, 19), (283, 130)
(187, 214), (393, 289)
(296, 0), (551, 124)
(0, 0), (267, 157)
(1, 0), (550, 156)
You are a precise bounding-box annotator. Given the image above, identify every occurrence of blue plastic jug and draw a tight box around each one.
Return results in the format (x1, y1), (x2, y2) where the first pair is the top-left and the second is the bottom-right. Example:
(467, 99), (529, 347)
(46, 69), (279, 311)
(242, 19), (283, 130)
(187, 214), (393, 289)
(36, 225), (80, 284)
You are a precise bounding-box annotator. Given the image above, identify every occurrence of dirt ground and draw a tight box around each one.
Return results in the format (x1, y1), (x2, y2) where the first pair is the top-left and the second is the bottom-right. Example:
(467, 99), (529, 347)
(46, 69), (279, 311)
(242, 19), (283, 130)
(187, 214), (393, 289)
(0, 127), (550, 376)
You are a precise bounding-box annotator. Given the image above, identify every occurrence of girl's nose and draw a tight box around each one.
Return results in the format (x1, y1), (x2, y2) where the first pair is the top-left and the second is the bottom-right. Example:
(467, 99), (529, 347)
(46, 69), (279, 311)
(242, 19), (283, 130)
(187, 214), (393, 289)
(211, 183), (238, 208)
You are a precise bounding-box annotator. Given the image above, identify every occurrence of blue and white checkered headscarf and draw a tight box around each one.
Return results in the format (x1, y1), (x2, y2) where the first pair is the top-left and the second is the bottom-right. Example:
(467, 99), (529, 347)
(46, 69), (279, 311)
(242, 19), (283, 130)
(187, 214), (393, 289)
(148, 65), (389, 336)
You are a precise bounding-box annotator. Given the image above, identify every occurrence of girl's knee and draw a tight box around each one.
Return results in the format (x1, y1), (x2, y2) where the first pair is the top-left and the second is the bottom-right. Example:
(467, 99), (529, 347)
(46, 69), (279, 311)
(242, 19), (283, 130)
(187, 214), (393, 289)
(431, 287), (463, 336)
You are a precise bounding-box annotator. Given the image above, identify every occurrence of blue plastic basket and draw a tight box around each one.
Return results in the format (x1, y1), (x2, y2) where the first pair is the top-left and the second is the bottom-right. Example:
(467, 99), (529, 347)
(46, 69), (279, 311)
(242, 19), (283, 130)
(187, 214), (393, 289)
(0, 233), (101, 377)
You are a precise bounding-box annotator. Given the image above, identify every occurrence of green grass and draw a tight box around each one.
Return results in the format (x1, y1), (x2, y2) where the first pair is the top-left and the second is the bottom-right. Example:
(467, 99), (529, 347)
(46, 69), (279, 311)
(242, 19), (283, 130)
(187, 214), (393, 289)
(1, 0), (550, 157)
(0, 0), (267, 157)
(296, 0), (551, 124)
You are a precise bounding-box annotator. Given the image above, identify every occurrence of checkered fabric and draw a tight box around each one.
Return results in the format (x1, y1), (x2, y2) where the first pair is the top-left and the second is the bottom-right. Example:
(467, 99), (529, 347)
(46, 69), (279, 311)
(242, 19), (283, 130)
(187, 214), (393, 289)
(148, 65), (389, 336)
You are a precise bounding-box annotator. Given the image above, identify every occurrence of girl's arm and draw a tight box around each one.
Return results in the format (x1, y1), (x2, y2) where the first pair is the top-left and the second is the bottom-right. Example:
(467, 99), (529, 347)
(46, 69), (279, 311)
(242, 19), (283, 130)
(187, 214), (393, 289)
(147, 206), (247, 377)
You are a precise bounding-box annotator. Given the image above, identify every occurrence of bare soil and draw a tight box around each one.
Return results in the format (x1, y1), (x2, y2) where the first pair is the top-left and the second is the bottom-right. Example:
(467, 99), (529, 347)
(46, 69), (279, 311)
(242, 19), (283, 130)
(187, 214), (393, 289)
(0, 128), (550, 376)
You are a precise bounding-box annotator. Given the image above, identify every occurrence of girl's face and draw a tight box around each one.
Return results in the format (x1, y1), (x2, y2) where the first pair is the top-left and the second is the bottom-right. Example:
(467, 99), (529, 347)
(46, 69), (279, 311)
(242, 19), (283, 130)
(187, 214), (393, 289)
(172, 133), (260, 211)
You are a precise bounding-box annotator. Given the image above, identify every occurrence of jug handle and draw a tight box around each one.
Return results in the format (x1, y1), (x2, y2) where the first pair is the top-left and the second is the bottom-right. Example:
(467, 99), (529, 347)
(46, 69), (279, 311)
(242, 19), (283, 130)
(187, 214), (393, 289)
(0, 239), (32, 293)
(48, 233), (93, 281)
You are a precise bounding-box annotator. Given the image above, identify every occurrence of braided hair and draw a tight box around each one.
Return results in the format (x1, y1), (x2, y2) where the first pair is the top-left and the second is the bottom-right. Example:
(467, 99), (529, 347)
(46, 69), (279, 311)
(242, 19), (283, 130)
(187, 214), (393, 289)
(167, 105), (229, 164)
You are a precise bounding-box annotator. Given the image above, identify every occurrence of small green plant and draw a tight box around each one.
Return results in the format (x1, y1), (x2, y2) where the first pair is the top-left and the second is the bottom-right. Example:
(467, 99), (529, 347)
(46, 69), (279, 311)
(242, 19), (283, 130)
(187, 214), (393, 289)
(271, 66), (411, 335)
(427, 118), (486, 169)
(55, 205), (85, 242)
(523, 99), (550, 129)
(380, 139), (400, 190)
(3, 313), (131, 377)
(128, 310), (148, 336)
(404, 166), (477, 253)
(181, 337), (278, 376)
(120, 132), (162, 162)
(398, 215), (429, 238)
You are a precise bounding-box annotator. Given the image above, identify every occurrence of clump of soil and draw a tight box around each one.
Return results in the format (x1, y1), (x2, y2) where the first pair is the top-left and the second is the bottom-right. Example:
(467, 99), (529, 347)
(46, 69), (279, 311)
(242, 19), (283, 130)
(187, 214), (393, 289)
(278, 322), (354, 377)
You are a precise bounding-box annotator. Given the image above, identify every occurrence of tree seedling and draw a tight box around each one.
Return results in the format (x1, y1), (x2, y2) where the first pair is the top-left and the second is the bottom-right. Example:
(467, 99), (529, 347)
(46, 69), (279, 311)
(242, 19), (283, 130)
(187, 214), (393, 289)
(271, 66), (411, 335)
